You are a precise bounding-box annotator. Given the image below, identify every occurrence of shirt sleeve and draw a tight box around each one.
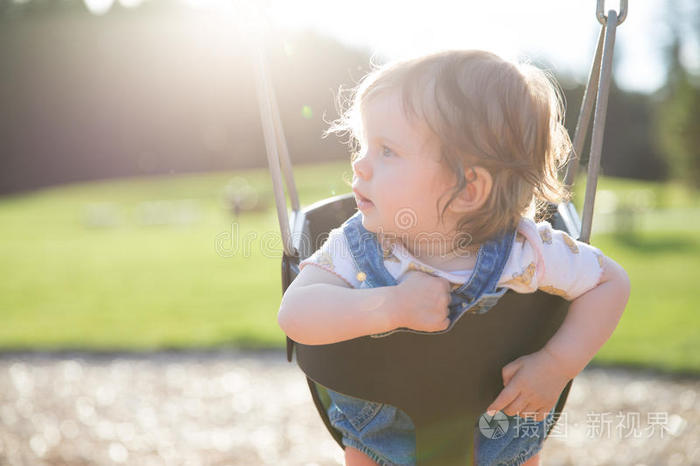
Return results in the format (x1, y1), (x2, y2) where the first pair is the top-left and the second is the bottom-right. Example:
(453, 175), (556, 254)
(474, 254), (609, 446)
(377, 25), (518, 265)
(499, 218), (605, 300)
(298, 227), (361, 288)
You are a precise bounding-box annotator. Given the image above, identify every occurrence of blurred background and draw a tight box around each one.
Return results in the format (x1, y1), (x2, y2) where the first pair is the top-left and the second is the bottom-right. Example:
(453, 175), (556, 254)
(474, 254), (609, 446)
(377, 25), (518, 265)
(0, 0), (699, 464)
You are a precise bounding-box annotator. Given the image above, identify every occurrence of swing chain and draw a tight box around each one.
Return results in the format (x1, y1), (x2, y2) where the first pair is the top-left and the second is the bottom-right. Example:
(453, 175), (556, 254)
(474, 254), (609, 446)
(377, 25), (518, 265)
(597, 0), (628, 26)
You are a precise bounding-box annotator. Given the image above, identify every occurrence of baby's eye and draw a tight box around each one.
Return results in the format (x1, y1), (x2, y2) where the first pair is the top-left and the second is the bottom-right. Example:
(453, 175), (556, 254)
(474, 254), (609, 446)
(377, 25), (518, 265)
(381, 145), (395, 157)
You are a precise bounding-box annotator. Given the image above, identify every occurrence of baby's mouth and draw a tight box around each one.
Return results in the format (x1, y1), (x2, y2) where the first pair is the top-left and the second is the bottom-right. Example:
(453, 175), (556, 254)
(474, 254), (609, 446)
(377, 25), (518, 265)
(357, 193), (372, 203)
(353, 189), (374, 209)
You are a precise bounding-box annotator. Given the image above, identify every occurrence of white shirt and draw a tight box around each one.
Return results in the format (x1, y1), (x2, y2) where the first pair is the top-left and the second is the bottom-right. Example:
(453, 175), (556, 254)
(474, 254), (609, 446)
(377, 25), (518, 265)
(300, 217), (605, 301)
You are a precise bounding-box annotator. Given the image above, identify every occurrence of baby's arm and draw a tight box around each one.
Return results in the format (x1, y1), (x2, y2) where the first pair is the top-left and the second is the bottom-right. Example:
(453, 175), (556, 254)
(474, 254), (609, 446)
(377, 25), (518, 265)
(278, 265), (400, 345)
(279, 224), (452, 345)
(488, 223), (630, 420)
(487, 256), (630, 420)
(542, 255), (630, 378)
(278, 266), (452, 345)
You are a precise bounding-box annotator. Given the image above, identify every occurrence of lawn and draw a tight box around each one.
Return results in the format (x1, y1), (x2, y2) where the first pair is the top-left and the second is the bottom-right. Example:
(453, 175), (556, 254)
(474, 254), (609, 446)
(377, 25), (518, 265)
(0, 162), (698, 374)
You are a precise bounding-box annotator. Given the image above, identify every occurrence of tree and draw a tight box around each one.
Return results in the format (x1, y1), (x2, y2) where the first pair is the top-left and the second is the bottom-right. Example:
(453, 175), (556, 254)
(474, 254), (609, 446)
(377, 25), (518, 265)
(655, 38), (700, 189)
(654, 0), (700, 189)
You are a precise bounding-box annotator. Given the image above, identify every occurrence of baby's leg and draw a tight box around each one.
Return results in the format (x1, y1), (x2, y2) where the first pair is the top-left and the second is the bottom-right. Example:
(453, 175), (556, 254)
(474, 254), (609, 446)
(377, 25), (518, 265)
(345, 446), (379, 465)
(522, 452), (541, 465)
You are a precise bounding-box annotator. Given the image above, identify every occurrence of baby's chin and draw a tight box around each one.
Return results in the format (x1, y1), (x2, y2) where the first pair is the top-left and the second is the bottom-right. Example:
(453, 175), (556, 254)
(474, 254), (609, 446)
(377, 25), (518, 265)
(359, 212), (426, 240)
(358, 213), (378, 232)
(359, 213), (391, 237)
(359, 216), (405, 241)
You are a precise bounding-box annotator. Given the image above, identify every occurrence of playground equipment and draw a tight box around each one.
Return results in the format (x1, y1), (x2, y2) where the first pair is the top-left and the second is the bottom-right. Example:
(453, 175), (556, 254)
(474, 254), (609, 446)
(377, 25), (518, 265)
(255, 1), (627, 463)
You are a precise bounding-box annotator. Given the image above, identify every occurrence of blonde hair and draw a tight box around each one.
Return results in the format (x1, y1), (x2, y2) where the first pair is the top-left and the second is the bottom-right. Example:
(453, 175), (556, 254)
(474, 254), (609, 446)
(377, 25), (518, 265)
(326, 49), (572, 246)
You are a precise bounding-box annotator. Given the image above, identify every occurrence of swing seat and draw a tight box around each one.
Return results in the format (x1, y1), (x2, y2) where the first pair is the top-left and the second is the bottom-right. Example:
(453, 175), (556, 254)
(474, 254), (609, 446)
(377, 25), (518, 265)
(282, 192), (579, 465)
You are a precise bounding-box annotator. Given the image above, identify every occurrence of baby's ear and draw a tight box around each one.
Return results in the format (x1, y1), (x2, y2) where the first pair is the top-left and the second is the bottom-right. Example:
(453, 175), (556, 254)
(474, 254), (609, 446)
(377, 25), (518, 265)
(448, 166), (492, 214)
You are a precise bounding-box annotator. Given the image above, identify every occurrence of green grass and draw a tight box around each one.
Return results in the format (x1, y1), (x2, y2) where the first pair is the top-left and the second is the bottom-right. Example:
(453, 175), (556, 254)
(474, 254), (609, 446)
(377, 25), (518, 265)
(571, 175), (700, 210)
(592, 231), (700, 374)
(0, 162), (353, 351)
(0, 163), (699, 374)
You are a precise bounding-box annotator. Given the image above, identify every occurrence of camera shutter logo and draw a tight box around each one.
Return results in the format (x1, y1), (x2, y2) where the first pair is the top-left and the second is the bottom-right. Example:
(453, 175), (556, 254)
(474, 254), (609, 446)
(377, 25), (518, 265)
(478, 410), (510, 439)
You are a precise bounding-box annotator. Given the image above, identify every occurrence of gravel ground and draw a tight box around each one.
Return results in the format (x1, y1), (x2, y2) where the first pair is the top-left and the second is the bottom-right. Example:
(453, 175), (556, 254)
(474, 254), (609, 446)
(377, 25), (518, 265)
(0, 349), (697, 466)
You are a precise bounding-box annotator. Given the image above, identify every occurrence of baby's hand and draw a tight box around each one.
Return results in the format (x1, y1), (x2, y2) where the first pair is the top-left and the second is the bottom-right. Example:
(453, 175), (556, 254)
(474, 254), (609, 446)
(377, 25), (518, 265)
(394, 271), (452, 332)
(486, 348), (573, 422)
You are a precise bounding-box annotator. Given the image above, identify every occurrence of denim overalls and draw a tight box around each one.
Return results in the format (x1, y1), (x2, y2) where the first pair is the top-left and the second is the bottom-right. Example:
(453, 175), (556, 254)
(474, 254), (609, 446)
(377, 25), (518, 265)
(324, 212), (556, 465)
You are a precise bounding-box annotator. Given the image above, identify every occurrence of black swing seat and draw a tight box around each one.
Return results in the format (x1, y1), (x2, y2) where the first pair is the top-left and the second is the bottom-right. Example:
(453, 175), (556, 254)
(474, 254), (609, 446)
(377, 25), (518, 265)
(282, 193), (578, 465)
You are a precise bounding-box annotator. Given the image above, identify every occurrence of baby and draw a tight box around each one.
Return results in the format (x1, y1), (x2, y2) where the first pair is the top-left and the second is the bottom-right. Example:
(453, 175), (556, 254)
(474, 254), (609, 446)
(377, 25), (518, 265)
(278, 50), (630, 465)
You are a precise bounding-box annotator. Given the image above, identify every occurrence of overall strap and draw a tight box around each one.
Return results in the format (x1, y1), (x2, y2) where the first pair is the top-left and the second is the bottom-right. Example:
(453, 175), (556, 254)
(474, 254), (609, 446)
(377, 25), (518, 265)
(342, 212), (397, 288)
(343, 211), (516, 298)
(451, 227), (517, 304)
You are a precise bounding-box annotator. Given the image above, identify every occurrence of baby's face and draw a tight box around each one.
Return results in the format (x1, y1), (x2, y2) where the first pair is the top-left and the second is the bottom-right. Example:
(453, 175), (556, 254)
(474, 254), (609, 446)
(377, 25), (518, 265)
(351, 90), (457, 252)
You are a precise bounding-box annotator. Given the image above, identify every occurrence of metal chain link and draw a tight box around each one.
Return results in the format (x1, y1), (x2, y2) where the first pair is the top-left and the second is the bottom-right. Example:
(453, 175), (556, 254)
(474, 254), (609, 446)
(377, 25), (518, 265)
(597, 0), (628, 25)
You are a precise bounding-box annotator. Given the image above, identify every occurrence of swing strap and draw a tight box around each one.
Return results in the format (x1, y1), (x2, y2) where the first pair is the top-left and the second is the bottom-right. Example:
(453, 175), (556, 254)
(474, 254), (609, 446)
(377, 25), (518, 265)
(564, 0), (628, 243)
(251, 38), (301, 258)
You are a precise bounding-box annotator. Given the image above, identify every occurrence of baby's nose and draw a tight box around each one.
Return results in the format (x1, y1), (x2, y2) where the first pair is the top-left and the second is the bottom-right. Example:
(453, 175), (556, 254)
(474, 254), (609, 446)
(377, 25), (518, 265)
(352, 154), (371, 180)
